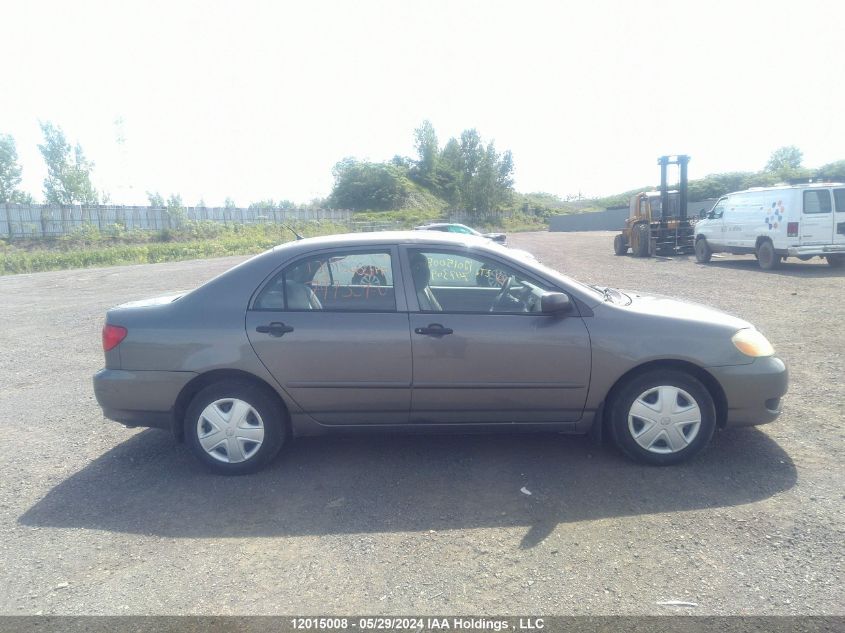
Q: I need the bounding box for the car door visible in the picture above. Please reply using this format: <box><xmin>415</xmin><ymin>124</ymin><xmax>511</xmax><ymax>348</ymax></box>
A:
<box><xmin>401</xmin><ymin>246</ymin><xmax>591</xmax><ymax>425</ymax></box>
<box><xmin>833</xmin><ymin>188</ymin><xmax>845</xmax><ymax>246</ymax></box>
<box><xmin>246</xmin><ymin>246</ymin><xmax>412</xmax><ymax>425</ymax></box>
<box><xmin>801</xmin><ymin>188</ymin><xmax>834</xmax><ymax>245</ymax></box>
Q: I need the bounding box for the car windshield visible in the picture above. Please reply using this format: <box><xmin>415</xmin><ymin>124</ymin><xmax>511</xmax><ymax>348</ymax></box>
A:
<box><xmin>458</xmin><ymin>225</ymin><xmax>481</xmax><ymax>236</ymax></box>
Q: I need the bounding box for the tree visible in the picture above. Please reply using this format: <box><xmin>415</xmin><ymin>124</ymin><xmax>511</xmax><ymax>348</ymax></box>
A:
<box><xmin>165</xmin><ymin>193</ymin><xmax>186</xmax><ymax>227</ymax></box>
<box><xmin>38</xmin><ymin>121</ymin><xmax>98</xmax><ymax>205</ymax></box>
<box><xmin>224</xmin><ymin>197</ymin><xmax>237</xmax><ymax>209</ymax></box>
<box><xmin>436</xmin><ymin>129</ymin><xmax>515</xmax><ymax>217</ymax></box>
<box><xmin>437</xmin><ymin>137</ymin><xmax>463</xmax><ymax>205</ymax></box>
<box><xmin>0</xmin><ymin>133</ymin><xmax>32</xmax><ymax>203</ymax></box>
<box><xmin>412</xmin><ymin>120</ymin><xmax>439</xmax><ymax>185</ymax></box>
<box><xmin>147</xmin><ymin>191</ymin><xmax>165</xmax><ymax>207</ymax></box>
<box><xmin>328</xmin><ymin>158</ymin><xmax>411</xmax><ymax>211</ymax></box>
<box><xmin>765</xmin><ymin>145</ymin><xmax>803</xmax><ymax>172</ymax></box>
<box><xmin>166</xmin><ymin>193</ymin><xmax>183</xmax><ymax>209</ymax></box>
<box><xmin>817</xmin><ymin>160</ymin><xmax>845</xmax><ymax>182</ymax></box>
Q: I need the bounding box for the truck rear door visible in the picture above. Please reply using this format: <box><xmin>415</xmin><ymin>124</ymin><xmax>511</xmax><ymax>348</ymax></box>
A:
<box><xmin>834</xmin><ymin>188</ymin><xmax>845</xmax><ymax>246</ymax></box>
<box><xmin>801</xmin><ymin>189</ymin><xmax>834</xmax><ymax>245</ymax></box>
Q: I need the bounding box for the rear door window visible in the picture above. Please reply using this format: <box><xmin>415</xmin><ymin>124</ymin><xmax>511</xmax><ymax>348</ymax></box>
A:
<box><xmin>254</xmin><ymin>250</ymin><xmax>396</xmax><ymax>312</ymax></box>
<box><xmin>803</xmin><ymin>190</ymin><xmax>832</xmax><ymax>214</ymax></box>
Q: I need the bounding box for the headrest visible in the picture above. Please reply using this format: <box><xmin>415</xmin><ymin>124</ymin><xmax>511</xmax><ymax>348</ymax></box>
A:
<box><xmin>409</xmin><ymin>253</ymin><xmax>431</xmax><ymax>286</ymax></box>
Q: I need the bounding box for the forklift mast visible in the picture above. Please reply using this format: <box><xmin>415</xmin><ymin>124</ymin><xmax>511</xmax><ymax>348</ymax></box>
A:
<box><xmin>658</xmin><ymin>155</ymin><xmax>690</xmax><ymax>221</ymax></box>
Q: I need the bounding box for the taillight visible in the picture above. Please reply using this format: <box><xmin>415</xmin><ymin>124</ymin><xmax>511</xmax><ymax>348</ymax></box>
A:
<box><xmin>102</xmin><ymin>324</ymin><xmax>127</xmax><ymax>351</ymax></box>
<box><xmin>787</xmin><ymin>222</ymin><xmax>799</xmax><ymax>237</ymax></box>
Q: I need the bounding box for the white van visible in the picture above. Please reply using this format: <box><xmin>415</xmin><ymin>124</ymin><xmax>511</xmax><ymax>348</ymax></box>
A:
<box><xmin>694</xmin><ymin>183</ymin><xmax>845</xmax><ymax>269</ymax></box>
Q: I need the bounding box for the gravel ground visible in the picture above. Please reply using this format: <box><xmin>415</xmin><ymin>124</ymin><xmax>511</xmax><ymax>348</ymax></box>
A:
<box><xmin>0</xmin><ymin>231</ymin><xmax>842</xmax><ymax>616</ymax></box>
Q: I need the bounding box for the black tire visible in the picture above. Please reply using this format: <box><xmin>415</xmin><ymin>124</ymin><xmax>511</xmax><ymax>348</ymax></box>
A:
<box><xmin>826</xmin><ymin>254</ymin><xmax>845</xmax><ymax>268</ymax></box>
<box><xmin>613</xmin><ymin>233</ymin><xmax>628</xmax><ymax>256</ymax></box>
<box><xmin>756</xmin><ymin>239</ymin><xmax>780</xmax><ymax>270</ymax></box>
<box><xmin>184</xmin><ymin>381</ymin><xmax>286</xmax><ymax>475</ymax></box>
<box><xmin>609</xmin><ymin>369</ymin><xmax>716</xmax><ymax>466</ymax></box>
<box><xmin>694</xmin><ymin>238</ymin><xmax>712</xmax><ymax>263</ymax></box>
<box><xmin>633</xmin><ymin>224</ymin><xmax>651</xmax><ymax>257</ymax></box>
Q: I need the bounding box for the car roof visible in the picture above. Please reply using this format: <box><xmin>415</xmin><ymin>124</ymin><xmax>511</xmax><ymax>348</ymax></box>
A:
<box><xmin>415</xmin><ymin>222</ymin><xmax>466</xmax><ymax>229</ymax></box>
<box><xmin>728</xmin><ymin>182</ymin><xmax>845</xmax><ymax>195</ymax></box>
<box><xmin>273</xmin><ymin>230</ymin><xmax>494</xmax><ymax>253</ymax></box>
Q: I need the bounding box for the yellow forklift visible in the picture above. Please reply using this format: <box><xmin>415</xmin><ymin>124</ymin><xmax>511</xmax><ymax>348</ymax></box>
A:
<box><xmin>613</xmin><ymin>155</ymin><xmax>695</xmax><ymax>257</ymax></box>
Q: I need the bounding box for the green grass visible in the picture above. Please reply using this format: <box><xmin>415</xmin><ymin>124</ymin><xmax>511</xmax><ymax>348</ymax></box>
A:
<box><xmin>0</xmin><ymin>221</ymin><xmax>347</xmax><ymax>275</ymax></box>
<box><xmin>0</xmin><ymin>212</ymin><xmax>549</xmax><ymax>276</ymax></box>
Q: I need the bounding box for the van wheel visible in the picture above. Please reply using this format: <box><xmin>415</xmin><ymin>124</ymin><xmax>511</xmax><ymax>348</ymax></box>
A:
<box><xmin>613</xmin><ymin>234</ymin><xmax>628</xmax><ymax>255</ymax></box>
<box><xmin>185</xmin><ymin>381</ymin><xmax>285</xmax><ymax>475</ymax></box>
<box><xmin>609</xmin><ymin>370</ymin><xmax>716</xmax><ymax>466</ymax></box>
<box><xmin>694</xmin><ymin>238</ymin><xmax>712</xmax><ymax>263</ymax></box>
<box><xmin>756</xmin><ymin>240</ymin><xmax>780</xmax><ymax>270</ymax></box>
<box><xmin>827</xmin><ymin>255</ymin><xmax>845</xmax><ymax>268</ymax></box>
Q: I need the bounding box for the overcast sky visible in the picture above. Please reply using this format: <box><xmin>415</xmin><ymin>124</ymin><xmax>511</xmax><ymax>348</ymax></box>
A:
<box><xmin>3</xmin><ymin>0</ymin><xmax>844</xmax><ymax>206</ymax></box>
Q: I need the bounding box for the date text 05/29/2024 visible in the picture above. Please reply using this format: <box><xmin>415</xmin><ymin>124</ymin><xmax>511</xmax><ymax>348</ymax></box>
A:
<box><xmin>289</xmin><ymin>617</ymin><xmax>545</xmax><ymax>631</ymax></box>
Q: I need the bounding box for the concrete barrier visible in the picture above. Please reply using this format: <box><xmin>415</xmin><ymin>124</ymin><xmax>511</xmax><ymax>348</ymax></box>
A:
<box><xmin>549</xmin><ymin>199</ymin><xmax>718</xmax><ymax>232</ymax></box>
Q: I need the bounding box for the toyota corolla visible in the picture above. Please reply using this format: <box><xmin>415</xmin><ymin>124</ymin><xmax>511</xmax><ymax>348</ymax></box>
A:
<box><xmin>94</xmin><ymin>231</ymin><xmax>788</xmax><ymax>474</ymax></box>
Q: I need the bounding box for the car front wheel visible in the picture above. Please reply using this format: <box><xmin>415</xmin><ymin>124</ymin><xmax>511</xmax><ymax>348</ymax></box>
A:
<box><xmin>185</xmin><ymin>381</ymin><xmax>285</xmax><ymax>474</ymax></box>
<box><xmin>694</xmin><ymin>238</ymin><xmax>712</xmax><ymax>263</ymax></box>
<box><xmin>609</xmin><ymin>370</ymin><xmax>716</xmax><ymax>465</ymax></box>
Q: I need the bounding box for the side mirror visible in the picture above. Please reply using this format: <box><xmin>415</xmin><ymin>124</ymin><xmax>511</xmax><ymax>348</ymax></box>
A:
<box><xmin>541</xmin><ymin>292</ymin><xmax>573</xmax><ymax>316</ymax></box>
<box><xmin>698</xmin><ymin>209</ymin><xmax>707</xmax><ymax>219</ymax></box>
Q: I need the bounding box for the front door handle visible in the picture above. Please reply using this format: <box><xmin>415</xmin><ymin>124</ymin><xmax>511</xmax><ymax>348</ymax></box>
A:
<box><xmin>256</xmin><ymin>322</ymin><xmax>295</xmax><ymax>337</ymax></box>
<box><xmin>414</xmin><ymin>323</ymin><xmax>453</xmax><ymax>336</ymax></box>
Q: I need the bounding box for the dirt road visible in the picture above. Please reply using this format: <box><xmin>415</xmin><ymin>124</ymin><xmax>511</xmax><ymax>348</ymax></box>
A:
<box><xmin>0</xmin><ymin>231</ymin><xmax>842</xmax><ymax>615</ymax></box>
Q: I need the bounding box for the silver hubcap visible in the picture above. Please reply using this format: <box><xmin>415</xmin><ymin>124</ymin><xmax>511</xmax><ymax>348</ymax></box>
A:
<box><xmin>196</xmin><ymin>398</ymin><xmax>265</xmax><ymax>463</ymax></box>
<box><xmin>628</xmin><ymin>386</ymin><xmax>701</xmax><ymax>454</ymax></box>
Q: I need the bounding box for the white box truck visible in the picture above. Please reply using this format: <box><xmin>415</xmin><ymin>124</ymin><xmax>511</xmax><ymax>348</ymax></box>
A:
<box><xmin>694</xmin><ymin>183</ymin><xmax>845</xmax><ymax>269</ymax></box>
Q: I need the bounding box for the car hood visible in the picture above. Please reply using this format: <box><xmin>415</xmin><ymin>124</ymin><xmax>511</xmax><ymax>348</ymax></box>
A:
<box><xmin>621</xmin><ymin>290</ymin><xmax>752</xmax><ymax>331</ymax></box>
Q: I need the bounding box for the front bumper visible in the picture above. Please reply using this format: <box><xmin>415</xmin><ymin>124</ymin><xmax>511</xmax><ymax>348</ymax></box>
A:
<box><xmin>93</xmin><ymin>368</ymin><xmax>197</xmax><ymax>430</ymax></box>
<box><xmin>708</xmin><ymin>356</ymin><xmax>788</xmax><ymax>427</ymax></box>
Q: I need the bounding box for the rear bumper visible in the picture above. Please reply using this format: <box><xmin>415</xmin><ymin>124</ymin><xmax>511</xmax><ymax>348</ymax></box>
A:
<box><xmin>93</xmin><ymin>368</ymin><xmax>196</xmax><ymax>430</ymax></box>
<box><xmin>708</xmin><ymin>356</ymin><xmax>788</xmax><ymax>427</ymax></box>
<box><xmin>786</xmin><ymin>244</ymin><xmax>845</xmax><ymax>257</ymax></box>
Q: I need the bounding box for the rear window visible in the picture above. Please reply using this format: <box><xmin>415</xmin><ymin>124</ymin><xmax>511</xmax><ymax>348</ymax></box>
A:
<box><xmin>803</xmin><ymin>190</ymin><xmax>832</xmax><ymax>214</ymax></box>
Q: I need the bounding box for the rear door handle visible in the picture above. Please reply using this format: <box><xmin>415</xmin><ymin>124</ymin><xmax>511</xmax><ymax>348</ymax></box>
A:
<box><xmin>414</xmin><ymin>323</ymin><xmax>453</xmax><ymax>336</ymax></box>
<box><xmin>256</xmin><ymin>322</ymin><xmax>295</xmax><ymax>337</ymax></box>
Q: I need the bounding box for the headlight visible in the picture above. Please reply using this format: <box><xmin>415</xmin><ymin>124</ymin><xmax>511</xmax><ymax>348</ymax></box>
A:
<box><xmin>732</xmin><ymin>329</ymin><xmax>774</xmax><ymax>357</ymax></box>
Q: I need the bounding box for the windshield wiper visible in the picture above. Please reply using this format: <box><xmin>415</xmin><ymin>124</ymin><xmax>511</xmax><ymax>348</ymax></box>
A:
<box><xmin>589</xmin><ymin>284</ymin><xmax>614</xmax><ymax>302</ymax></box>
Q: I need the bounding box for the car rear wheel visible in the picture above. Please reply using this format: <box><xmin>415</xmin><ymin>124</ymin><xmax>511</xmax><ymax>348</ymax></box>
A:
<box><xmin>185</xmin><ymin>381</ymin><xmax>285</xmax><ymax>474</ymax></box>
<box><xmin>694</xmin><ymin>238</ymin><xmax>712</xmax><ymax>263</ymax></box>
<box><xmin>609</xmin><ymin>369</ymin><xmax>716</xmax><ymax>465</ymax></box>
<box><xmin>826</xmin><ymin>254</ymin><xmax>845</xmax><ymax>268</ymax></box>
<box><xmin>756</xmin><ymin>240</ymin><xmax>780</xmax><ymax>270</ymax></box>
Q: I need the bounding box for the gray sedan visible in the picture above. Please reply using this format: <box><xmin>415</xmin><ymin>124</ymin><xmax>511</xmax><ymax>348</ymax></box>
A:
<box><xmin>94</xmin><ymin>231</ymin><xmax>788</xmax><ymax>474</ymax></box>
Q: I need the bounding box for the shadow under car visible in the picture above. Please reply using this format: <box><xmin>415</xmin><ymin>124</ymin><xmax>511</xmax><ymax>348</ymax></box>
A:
<box><xmin>19</xmin><ymin>427</ymin><xmax>796</xmax><ymax>548</ymax></box>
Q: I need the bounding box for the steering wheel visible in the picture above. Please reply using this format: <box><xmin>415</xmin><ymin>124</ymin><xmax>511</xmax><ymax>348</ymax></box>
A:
<box><xmin>490</xmin><ymin>275</ymin><xmax>514</xmax><ymax>312</ymax></box>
